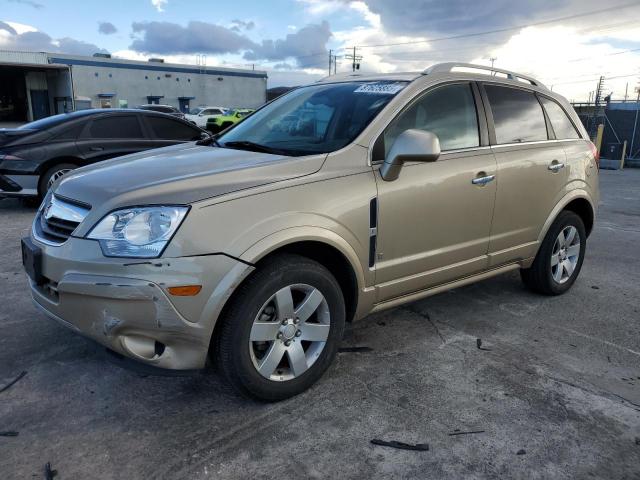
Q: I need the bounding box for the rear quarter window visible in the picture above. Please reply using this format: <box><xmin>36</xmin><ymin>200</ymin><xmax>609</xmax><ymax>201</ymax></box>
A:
<box><xmin>53</xmin><ymin>122</ymin><xmax>85</xmax><ymax>140</ymax></box>
<box><xmin>485</xmin><ymin>85</ymin><xmax>548</xmax><ymax>144</ymax></box>
<box><xmin>539</xmin><ymin>97</ymin><xmax>580</xmax><ymax>140</ymax></box>
<box><xmin>146</xmin><ymin>116</ymin><xmax>202</xmax><ymax>140</ymax></box>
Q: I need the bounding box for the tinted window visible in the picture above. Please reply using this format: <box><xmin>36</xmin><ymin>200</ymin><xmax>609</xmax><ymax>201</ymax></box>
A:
<box><xmin>539</xmin><ymin>97</ymin><xmax>580</xmax><ymax>140</ymax></box>
<box><xmin>485</xmin><ymin>85</ymin><xmax>548</xmax><ymax>144</ymax></box>
<box><xmin>384</xmin><ymin>83</ymin><xmax>479</xmax><ymax>154</ymax></box>
<box><xmin>147</xmin><ymin>116</ymin><xmax>201</xmax><ymax>140</ymax></box>
<box><xmin>88</xmin><ymin>116</ymin><xmax>143</xmax><ymax>139</ymax></box>
<box><xmin>54</xmin><ymin>122</ymin><xmax>84</xmax><ymax>140</ymax></box>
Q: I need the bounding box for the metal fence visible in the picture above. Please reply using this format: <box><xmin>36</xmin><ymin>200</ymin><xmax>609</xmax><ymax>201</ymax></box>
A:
<box><xmin>574</xmin><ymin>102</ymin><xmax>640</xmax><ymax>160</ymax></box>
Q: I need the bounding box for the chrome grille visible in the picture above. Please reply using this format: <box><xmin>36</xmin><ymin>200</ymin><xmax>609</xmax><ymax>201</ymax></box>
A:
<box><xmin>34</xmin><ymin>195</ymin><xmax>90</xmax><ymax>245</ymax></box>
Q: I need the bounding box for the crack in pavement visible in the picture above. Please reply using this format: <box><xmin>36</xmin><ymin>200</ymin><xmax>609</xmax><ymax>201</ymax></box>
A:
<box><xmin>401</xmin><ymin>306</ymin><xmax>446</xmax><ymax>345</ymax></box>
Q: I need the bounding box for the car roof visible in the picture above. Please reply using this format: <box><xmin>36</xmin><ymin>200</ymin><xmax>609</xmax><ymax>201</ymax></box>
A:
<box><xmin>315</xmin><ymin>72</ymin><xmax>422</xmax><ymax>85</ymax></box>
<box><xmin>314</xmin><ymin>63</ymin><xmax>550</xmax><ymax>92</ymax></box>
<box><xmin>138</xmin><ymin>104</ymin><xmax>176</xmax><ymax>109</ymax></box>
<box><xmin>21</xmin><ymin>108</ymin><xmax>205</xmax><ymax>132</ymax></box>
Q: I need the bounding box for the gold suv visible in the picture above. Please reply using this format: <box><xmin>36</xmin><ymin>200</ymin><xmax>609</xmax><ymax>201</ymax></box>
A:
<box><xmin>22</xmin><ymin>63</ymin><xmax>599</xmax><ymax>401</ymax></box>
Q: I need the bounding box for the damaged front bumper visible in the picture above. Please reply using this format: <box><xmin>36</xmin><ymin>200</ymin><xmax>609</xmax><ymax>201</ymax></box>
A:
<box><xmin>27</xmin><ymin>234</ymin><xmax>253</xmax><ymax>370</ymax></box>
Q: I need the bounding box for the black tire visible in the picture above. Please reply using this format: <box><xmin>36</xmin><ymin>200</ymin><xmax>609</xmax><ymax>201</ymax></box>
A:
<box><xmin>520</xmin><ymin>211</ymin><xmax>586</xmax><ymax>295</ymax></box>
<box><xmin>38</xmin><ymin>163</ymin><xmax>77</xmax><ymax>199</ymax></box>
<box><xmin>214</xmin><ymin>253</ymin><xmax>345</xmax><ymax>402</ymax></box>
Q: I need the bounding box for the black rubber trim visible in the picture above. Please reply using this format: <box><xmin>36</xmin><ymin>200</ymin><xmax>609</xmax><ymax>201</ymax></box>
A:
<box><xmin>369</xmin><ymin>197</ymin><xmax>378</xmax><ymax>268</ymax></box>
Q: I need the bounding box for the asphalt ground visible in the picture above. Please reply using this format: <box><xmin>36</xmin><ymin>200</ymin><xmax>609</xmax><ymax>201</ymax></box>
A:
<box><xmin>0</xmin><ymin>169</ymin><xmax>639</xmax><ymax>479</ymax></box>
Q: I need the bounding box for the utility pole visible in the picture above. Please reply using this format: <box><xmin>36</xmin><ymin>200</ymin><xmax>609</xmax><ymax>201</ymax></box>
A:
<box><xmin>490</xmin><ymin>57</ymin><xmax>497</xmax><ymax>70</ymax></box>
<box><xmin>345</xmin><ymin>46</ymin><xmax>362</xmax><ymax>72</ymax></box>
<box><xmin>328</xmin><ymin>49</ymin><xmax>332</xmax><ymax>76</ymax></box>
<box><xmin>630</xmin><ymin>85</ymin><xmax>640</xmax><ymax>158</ymax></box>
<box><xmin>589</xmin><ymin>76</ymin><xmax>606</xmax><ymax>140</ymax></box>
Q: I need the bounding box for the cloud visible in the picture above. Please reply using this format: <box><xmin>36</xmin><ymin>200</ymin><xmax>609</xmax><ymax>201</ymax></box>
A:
<box><xmin>273</xmin><ymin>62</ymin><xmax>294</xmax><ymax>70</ymax></box>
<box><xmin>151</xmin><ymin>0</ymin><xmax>167</xmax><ymax>12</ymax></box>
<box><xmin>0</xmin><ymin>21</ymin><xmax>17</xmax><ymax>35</ymax></box>
<box><xmin>7</xmin><ymin>0</ymin><xmax>43</xmax><ymax>9</ymax></box>
<box><xmin>296</xmin><ymin>0</ymin><xmax>345</xmax><ymax>16</ymax></box>
<box><xmin>129</xmin><ymin>20</ymin><xmax>332</xmax><ymax>69</ymax></box>
<box><xmin>130</xmin><ymin>21</ymin><xmax>256</xmax><ymax>55</ymax></box>
<box><xmin>244</xmin><ymin>21</ymin><xmax>332</xmax><ymax>68</ymax></box>
<box><xmin>98</xmin><ymin>21</ymin><xmax>117</xmax><ymax>35</ymax></box>
<box><xmin>0</xmin><ymin>26</ymin><xmax>108</xmax><ymax>55</ymax></box>
<box><xmin>230</xmin><ymin>19</ymin><xmax>255</xmax><ymax>33</ymax></box>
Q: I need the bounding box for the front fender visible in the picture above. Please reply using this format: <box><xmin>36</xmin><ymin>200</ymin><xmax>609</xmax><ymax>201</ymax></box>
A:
<box><xmin>240</xmin><ymin>225</ymin><xmax>368</xmax><ymax>291</ymax></box>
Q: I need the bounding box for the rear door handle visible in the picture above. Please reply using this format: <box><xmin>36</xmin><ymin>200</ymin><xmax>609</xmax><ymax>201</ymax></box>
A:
<box><xmin>90</xmin><ymin>146</ymin><xmax>104</xmax><ymax>152</ymax></box>
<box><xmin>472</xmin><ymin>174</ymin><xmax>495</xmax><ymax>185</ymax></box>
<box><xmin>548</xmin><ymin>161</ymin><xmax>565</xmax><ymax>171</ymax></box>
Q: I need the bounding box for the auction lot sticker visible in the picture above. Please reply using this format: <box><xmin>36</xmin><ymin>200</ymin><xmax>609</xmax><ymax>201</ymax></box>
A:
<box><xmin>354</xmin><ymin>82</ymin><xmax>406</xmax><ymax>95</ymax></box>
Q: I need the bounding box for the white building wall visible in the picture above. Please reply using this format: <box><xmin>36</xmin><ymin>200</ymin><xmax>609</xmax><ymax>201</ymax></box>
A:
<box><xmin>47</xmin><ymin>55</ymin><xmax>267</xmax><ymax>111</ymax></box>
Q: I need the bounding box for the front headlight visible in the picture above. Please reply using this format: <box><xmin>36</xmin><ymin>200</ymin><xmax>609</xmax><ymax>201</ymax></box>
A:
<box><xmin>87</xmin><ymin>206</ymin><xmax>189</xmax><ymax>258</ymax></box>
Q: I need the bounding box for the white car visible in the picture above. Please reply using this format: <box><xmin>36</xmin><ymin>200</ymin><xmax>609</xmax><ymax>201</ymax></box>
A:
<box><xmin>184</xmin><ymin>106</ymin><xmax>227</xmax><ymax>127</ymax></box>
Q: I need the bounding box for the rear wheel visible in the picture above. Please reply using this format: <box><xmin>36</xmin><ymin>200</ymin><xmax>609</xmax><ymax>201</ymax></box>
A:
<box><xmin>520</xmin><ymin>211</ymin><xmax>586</xmax><ymax>295</ymax></box>
<box><xmin>214</xmin><ymin>254</ymin><xmax>345</xmax><ymax>401</ymax></box>
<box><xmin>38</xmin><ymin>163</ymin><xmax>76</xmax><ymax>199</ymax></box>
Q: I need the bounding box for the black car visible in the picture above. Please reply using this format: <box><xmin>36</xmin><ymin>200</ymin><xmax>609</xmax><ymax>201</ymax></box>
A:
<box><xmin>0</xmin><ymin>109</ymin><xmax>208</xmax><ymax>199</ymax></box>
<box><xmin>137</xmin><ymin>104</ymin><xmax>186</xmax><ymax>120</ymax></box>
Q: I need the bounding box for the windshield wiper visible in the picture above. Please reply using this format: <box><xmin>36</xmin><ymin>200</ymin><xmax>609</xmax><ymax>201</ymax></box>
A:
<box><xmin>222</xmin><ymin>141</ymin><xmax>287</xmax><ymax>155</ymax></box>
<box><xmin>196</xmin><ymin>134</ymin><xmax>222</xmax><ymax>147</ymax></box>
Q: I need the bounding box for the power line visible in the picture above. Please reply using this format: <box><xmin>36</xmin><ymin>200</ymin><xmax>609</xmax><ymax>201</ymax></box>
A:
<box><xmin>551</xmin><ymin>72</ymin><xmax>639</xmax><ymax>86</ymax></box>
<box><xmin>355</xmin><ymin>1</ymin><xmax>640</xmax><ymax>49</ymax></box>
<box><xmin>361</xmin><ymin>18</ymin><xmax>640</xmax><ymax>58</ymax></box>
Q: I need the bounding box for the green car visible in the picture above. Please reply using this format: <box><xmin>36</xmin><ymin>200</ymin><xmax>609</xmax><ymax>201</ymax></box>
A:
<box><xmin>206</xmin><ymin>108</ymin><xmax>255</xmax><ymax>133</ymax></box>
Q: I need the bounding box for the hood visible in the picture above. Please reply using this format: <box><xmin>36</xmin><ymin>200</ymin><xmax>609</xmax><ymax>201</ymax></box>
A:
<box><xmin>55</xmin><ymin>143</ymin><xmax>325</xmax><ymax>208</ymax></box>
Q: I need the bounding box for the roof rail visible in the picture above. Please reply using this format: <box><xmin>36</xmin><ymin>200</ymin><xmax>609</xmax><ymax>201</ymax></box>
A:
<box><xmin>423</xmin><ymin>62</ymin><xmax>546</xmax><ymax>88</ymax></box>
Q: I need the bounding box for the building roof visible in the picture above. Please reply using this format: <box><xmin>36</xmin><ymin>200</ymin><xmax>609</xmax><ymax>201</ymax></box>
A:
<box><xmin>48</xmin><ymin>53</ymin><xmax>268</xmax><ymax>79</ymax></box>
<box><xmin>0</xmin><ymin>49</ymin><xmax>267</xmax><ymax>79</ymax></box>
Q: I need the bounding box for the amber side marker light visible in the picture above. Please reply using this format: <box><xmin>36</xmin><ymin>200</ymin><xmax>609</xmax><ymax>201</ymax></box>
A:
<box><xmin>167</xmin><ymin>285</ymin><xmax>202</xmax><ymax>296</ymax></box>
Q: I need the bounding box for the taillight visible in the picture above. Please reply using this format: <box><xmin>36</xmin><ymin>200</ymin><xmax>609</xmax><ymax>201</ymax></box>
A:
<box><xmin>589</xmin><ymin>141</ymin><xmax>599</xmax><ymax>169</ymax></box>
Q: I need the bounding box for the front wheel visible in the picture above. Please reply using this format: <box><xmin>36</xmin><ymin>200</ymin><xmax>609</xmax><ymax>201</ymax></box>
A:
<box><xmin>521</xmin><ymin>211</ymin><xmax>586</xmax><ymax>295</ymax></box>
<box><xmin>214</xmin><ymin>254</ymin><xmax>345</xmax><ymax>401</ymax></box>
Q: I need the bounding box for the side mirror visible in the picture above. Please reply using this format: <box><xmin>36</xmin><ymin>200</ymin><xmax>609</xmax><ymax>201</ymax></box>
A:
<box><xmin>380</xmin><ymin>129</ymin><xmax>441</xmax><ymax>181</ymax></box>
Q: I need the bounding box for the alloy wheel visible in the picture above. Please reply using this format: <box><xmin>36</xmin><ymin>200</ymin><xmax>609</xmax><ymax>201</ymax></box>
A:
<box><xmin>551</xmin><ymin>225</ymin><xmax>580</xmax><ymax>284</ymax></box>
<box><xmin>47</xmin><ymin>168</ymin><xmax>73</xmax><ymax>189</ymax></box>
<box><xmin>249</xmin><ymin>283</ymin><xmax>330</xmax><ymax>382</ymax></box>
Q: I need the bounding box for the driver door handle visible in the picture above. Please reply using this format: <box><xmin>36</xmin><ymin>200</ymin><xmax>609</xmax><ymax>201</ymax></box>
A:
<box><xmin>472</xmin><ymin>174</ymin><xmax>495</xmax><ymax>185</ymax></box>
<box><xmin>90</xmin><ymin>146</ymin><xmax>104</xmax><ymax>151</ymax></box>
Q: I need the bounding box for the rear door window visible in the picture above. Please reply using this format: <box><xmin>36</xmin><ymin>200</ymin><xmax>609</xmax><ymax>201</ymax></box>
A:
<box><xmin>88</xmin><ymin>115</ymin><xmax>144</xmax><ymax>139</ymax></box>
<box><xmin>146</xmin><ymin>116</ymin><xmax>202</xmax><ymax>140</ymax></box>
<box><xmin>539</xmin><ymin>97</ymin><xmax>580</xmax><ymax>139</ymax></box>
<box><xmin>484</xmin><ymin>85</ymin><xmax>548</xmax><ymax>144</ymax></box>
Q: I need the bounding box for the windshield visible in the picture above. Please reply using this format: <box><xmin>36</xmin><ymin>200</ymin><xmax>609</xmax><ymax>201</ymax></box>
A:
<box><xmin>189</xmin><ymin>107</ymin><xmax>204</xmax><ymax>115</ymax></box>
<box><xmin>218</xmin><ymin>80</ymin><xmax>407</xmax><ymax>156</ymax></box>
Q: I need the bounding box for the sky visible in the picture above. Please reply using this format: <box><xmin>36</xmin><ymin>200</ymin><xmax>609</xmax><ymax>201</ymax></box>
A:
<box><xmin>2</xmin><ymin>0</ymin><xmax>640</xmax><ymax>101</ymax></box>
